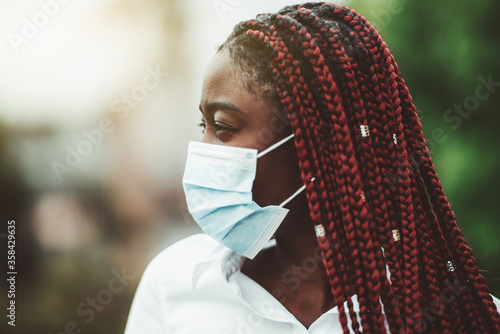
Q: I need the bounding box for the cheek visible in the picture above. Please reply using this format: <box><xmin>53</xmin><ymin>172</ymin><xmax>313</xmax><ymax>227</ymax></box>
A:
<box><xmin>252</xmin><ymin>144</ymin><xmax>303</xmax><ymax>207</ymax></box>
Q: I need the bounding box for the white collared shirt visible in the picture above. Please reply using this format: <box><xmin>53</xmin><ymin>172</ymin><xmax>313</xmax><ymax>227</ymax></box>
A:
<box><xmin>124</xmin><ymin>233</ymin><xmax>500</xmax><ymax>334</ymax></box>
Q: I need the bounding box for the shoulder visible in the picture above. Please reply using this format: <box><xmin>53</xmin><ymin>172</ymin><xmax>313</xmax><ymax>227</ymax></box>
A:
<box><xmin>125</xmin><ymin>234</ymin><xmax>220</xmax><ymax>334</ymax></box>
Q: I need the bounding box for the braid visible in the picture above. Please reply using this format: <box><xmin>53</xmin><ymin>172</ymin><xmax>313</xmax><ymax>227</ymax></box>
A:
<box><xmin>269</xmin><ymin>13</ymin><xmax>386</xmax><ymax>332</ymax></box>
<box><xmin>220</xmin><ymin>2</ymin><xmax>500</xmax><ymax>333</ymax></box>
<box><xmin>248</xmin><ymin>19</ymin><xmax>360</xmax><ymax>331</ymax></box>
<box><xmin>301</xmin><ymin>12</ymin><xmax>406</xmax><ymax>333</ymax></box>
<box><xmin>326</xmin><ymin>7</ymin><xmax>423</xmax><ymax>330</ymax></box>
<box><xmin>293</xmin><ymin>8</ymin><xmax>403</xmax><ymax>333</ymax></box>
<box><xmin>398</xmin><ymin>72</ymin><xmax>500</xmax><ymax>332</ymax></box>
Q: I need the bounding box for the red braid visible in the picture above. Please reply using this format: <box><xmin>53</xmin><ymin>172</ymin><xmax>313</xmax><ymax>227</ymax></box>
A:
<box><xmin>297</xmin><ymin>11</ymin><xmax>406</xmax><ymax>333</ymax></box>
<box><xmin>247</xmin><ymin>22</ymin><xmax>358</xmax><ymax>331</ymax></box>
<box><xmin>269</xmin><ymin>13</ymin><xmax>389</xmax><ymax>332</ymax></box>
<box><xmin>219</xmin><ymin>2</ymin><xmax>500</xmax><ymax>333</ymax></box>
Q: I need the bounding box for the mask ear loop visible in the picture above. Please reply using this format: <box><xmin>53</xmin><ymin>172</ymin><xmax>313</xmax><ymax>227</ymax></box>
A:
<box><xmin>257</xmin><ymin>134</ymin><xmax>294</xmax><ymax>158</ymax></box>
<box><xmin>279</xmin><ymin>177</ymin><xmax>316</xmax><ymax>208</ymax></box>
<box><xmin>256</xmin><ymin>133</ymin><xmax>315</xmax><ymax>207</ymax></box>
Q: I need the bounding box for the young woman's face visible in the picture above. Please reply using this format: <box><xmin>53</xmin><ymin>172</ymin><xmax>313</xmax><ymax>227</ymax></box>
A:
<box><xmin>199</xmin><ymin>50</ymin><xmax>304</xmax><ymax>208</ymax></box>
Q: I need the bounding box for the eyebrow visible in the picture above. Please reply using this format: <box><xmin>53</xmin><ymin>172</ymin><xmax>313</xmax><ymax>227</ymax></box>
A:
<box><xmin>199</xmin><ymin>101</ymin><xmax>245</xmax><ymax>115</ymax></box>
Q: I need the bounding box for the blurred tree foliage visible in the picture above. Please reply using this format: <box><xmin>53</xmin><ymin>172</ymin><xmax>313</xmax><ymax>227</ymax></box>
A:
<box><xmin>350</xmin><ymin>0</ymin><xmax>500</xmax><ymax>296</ymax></box>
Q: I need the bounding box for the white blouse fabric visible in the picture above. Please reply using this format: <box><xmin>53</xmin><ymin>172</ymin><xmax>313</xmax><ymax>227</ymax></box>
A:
<box><xmin>124</xmin><ymin>233</ymin><xmax>500</xmax><ymax>334</ymax></box>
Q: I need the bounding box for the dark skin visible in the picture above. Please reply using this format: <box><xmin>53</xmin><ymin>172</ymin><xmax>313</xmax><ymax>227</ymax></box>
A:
<box><xmin>199</xmin><ymin>50</ymin><xmax>337</xmax><ymax>329</ymax></box>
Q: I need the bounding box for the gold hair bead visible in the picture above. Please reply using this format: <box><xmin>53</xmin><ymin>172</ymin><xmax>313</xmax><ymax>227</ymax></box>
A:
<box><xmin>446</xmin><ymin>260</ymin><xmax>455</xmax><ymax>272</ymax></box>
<box><xmin>360</xmin><ymin>191</ymin><xmax>366</xmax><ymax>202</ymax></box>
<box><xmin>392</xmin><ymin>229</ymin><xmax>401</xmax><ymax>242</ymax></box>
<box><xmin>360</xmin><ymin>125</ymin><xmax>370</xmax><ymax>137</ymax></box>
<box><xmin>315</xmin><ymin>224</ymin><xmax>326</xmax><ymax>238</ymax></box>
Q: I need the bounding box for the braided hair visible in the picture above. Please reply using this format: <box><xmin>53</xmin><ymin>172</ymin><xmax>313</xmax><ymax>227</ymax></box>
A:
<box><xmin>218</xmin><ymin>2</ymin><xmax>500</xmax><ymax>333</ymax></box>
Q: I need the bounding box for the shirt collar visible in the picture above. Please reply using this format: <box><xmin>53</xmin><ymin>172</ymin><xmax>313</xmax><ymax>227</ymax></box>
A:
<box><xmin>191</xmin><ymin>237</ymin><xmax>361</xmax><ymax>315</ymax></box>
<box><xmin>191</xmin><ymin>240</ymin><xmax>231</xmax><ymax>289</ymax></box>
<box><xmin>192</xmin><ymin>237</ymin><xmax>277</xmax><ymax>288</ymax></box>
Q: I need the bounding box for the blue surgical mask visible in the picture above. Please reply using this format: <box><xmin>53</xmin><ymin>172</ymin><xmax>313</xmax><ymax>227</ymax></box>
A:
<box><xmin>182</xmin><ymin>134</ymin><xmax>308</xmax><ymax>259</ymax></box>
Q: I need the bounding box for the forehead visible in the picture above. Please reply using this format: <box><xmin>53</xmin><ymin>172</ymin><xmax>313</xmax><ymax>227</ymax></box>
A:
<box><xmin>200</xmin><ymin>50</ymin><xmax>273</xmax><ymax>118</ymax></box>
<box><xmin>201</xmin><ymin>50</ymin><xmax>247</xmax><ymax>101</ymax></box>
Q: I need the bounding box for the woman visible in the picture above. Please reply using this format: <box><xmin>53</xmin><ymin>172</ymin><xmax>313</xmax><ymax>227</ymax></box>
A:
<box><xmin>125</xmin><ymin>2</ymin><xmax>500</xmax><ymax>333</ymax></box>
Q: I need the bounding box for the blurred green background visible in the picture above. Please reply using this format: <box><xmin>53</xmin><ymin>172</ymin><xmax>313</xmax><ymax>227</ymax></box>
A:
<box><xmin>0</xmin><ymin>0</ymin><xmax>498</xmax><ymax>333</ymax></box>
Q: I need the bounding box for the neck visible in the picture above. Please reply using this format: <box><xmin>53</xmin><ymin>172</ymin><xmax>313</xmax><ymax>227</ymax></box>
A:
<box><xmin>241</xmin><ymin>194</ymin><xmax>336</xmax><ymax>312</ymax></box>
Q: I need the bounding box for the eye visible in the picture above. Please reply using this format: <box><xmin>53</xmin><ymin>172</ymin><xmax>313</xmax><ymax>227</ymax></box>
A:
<box><xmin>198</xmin><ymin>121</ymin><xmax>206</xmax><ymax>134</ymax></box>
<box><xmin>213</xmin><ymin>121</ymin><xmax>236</xmax><ymax>142</ymax></box>
<box><xmin>214</xmin><ymin>121</ymin><xmax>232</xmax><ymax>133</ymax></box>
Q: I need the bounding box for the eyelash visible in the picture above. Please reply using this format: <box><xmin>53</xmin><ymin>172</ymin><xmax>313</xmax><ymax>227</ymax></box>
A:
<box><xmin>214</xmin><ymin>122</ymin><xmax>232</xmax><ymax>133</ymax></box>
<box><xmin>198</xmin><ymin>122</ymin><xmax>206</xmax><ymax>134</ymax></box>
<box><xmin>198</xmin><ymin>121</ymin><xmax>233</xmax><ymax>137</ymax></box>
